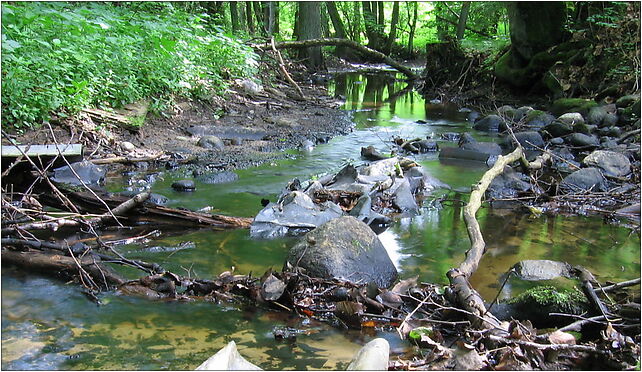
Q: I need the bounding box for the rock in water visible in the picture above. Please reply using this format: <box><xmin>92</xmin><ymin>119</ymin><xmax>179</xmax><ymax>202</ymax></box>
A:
<box><xmin>512</xmin><ymin>260</ymin><xmax>574</xmax><ymax>281</ymax></box>
<box><xmin>51</xmin><ymin>161</ymin><xmax>105</xmax><ymax>187</ymax></box>
<box><xmin>559</xmin><ymin>167</ymin><xmax>608</xmax><ymax>193</ymax></box>
<box><xmin>285</xmin><ymin>216</ymin><xmax>398</xmax><ymax>288</ymax></box>
<box><xmin>195</xmin><ymin>341</ymin><xmax>262</xmax><ymax>370</ymax></box>
<box><xmin>172</xmin><ymin>180</ymin><xmax>196</xmax><ymax>191</ymax></box>
<box><xmin>347</xmin><ymin>338</ymin><xmax>390</xmax><ymax>371</ymax></box>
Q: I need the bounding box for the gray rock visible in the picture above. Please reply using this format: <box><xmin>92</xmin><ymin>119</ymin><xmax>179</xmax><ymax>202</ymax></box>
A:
<box><xmin>467</xmin><ymin>111</ymin><xmax>480</xmax><ymax>122</ymax></box>
<box><xmin>513</xmin><ymin>260</ymin><xmax>574</xmax><ymax>281</ymax></box>
<box><xmin>198</xmin><ymin>135</ymin><xmax>225</xmax><ymax>150</ymax></box>
<box><xmin>549</xmin><ymin>137</ymin><xmax>564</xmax><ymax>145</ymax></box>
<box><xmin>567</xmin><ymin>133</ymin><xmax>599</xmax><ymax>147</ymax></box>
<box><xmin>239</xmin><ymin>79</ymin><xmax>263</xmax><ymax>96</ymax></box>
<box><xmin>301</xmin><ymin>139</ymin><xmax>315</xmax><ymax>152</ymax></box>
<box><xmin>600</xmin><ymin>137</ymin><xmax>620</xmax><ymax>149</ymax></box>
<box><xmin>497</xmin><ymin>105</ymin><xmax>517</xmax><ymax>120</ymax></box>
<box><xmin>196</xmin><ymin>171</ymin><xmax>239</xmax><ymax>184</ymax></box>
<box><xmin>473</xmin><ymin>114</ymin><xmax>505</xmax><ymax>132</ymax></box>
<box><xmin>503</xmin><ymin>131</ymin><xmax>545</xmax><ymax>150</ymax></box>
<box><xmin>284</xmin><ymin>216</ymin><xmax>398</xmax><ymax>288</ymax></box>
<box><xmin>557</xmin><ymin>112</ymin><xmax>585</xmax><ymax>126</ymax></box>
<box><xmin>440</xmin><ymin>132</ymin><xmax>461</xmax><ymax>142</ymax></box>
<box><xmin>347</xmin><ymin>338</ymin><xmax>390</xmax><ymax>371</ymax></box>
<box><xmin>524</xmin><ymin>110</ymin><xmax>555</xmax><ymax>128</ymax></box>
<box><xmin>51</xmin><ymin>161</ymin><xmax>105</xmax><ymax>187</ymax></box>
<box><xmin>361</xmin><ymin>146</ymin><xmax>388</xmax><ymax>161</ymax></box>
<box><xmin>582</xmin><ymin>150</ymin><xmax>631</xmax><ymax>178</ymax></box>
<box><xmin>251</xmin><ymin>191</ymin><xmax>343</xmax><ymax>239</ymax></box>
<box><xmin>601</xmin><ymin>113</ymin><xmax>619</xmax><ymax>128</ymax></box>
<box><xmin>230</xmin><ymin>137</ymin><xmax>243</xmax><ymax>146</ymax></box>
<box><xmin>607</xmin><ymin>126</ymin><xmax>623</xmax><ymax>137</ymax></box>
<box><xmin>172</xmin><ymin>180</ymin><xmax>196</xmax><ymax>191</ymax></box>
<box><xmin>196</xmin><ymin>341</ymin><xmax>262</xmax><ymax>370</ymax></box>
<box><xmin>515</xmin><ymin>106</ymin><xmax>534</xmax><ymax>121</ymax></box>
<box><xmin>459</xmin><ymin>133</ymin><xmax>502</xmax><ymax>155</ymax></box>
<box><xmin>414</xmin><ymin>139</ymin><xmax>439</xmax><ymax>152</ymax></box>
<box><xmin>544</xmin><ymin>121</ymin><xmax>573</xmax><ymax>137</ymax></box>
<box><xmin>560</xmin><ymin>167</ymin><xmax>608</xmax><ymax>193</ymax></box>
<box><xmin>391</xmin><ymin>178</ymin><xmax>418</xmax><ymax>212</ymax></box>
<box><xmin>587</xmin><ymin>106</ymin><xmax>607</xmax><ymax>126</ymax></box>
<box><xmin>120</xmin><ymin>141</ymin><xmax>136</xmax><ymax>153</ymax></box>
<box><xmin>487</xmin><ymin>166</ymin><xmax>532</xmax><ymax>199</ymax></box>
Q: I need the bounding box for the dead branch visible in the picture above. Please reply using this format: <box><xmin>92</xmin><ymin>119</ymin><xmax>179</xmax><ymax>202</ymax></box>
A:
<box><xmin>89</xmin><ymin>154</ymin><xmax>165</xmax><ymax>165</ymax></box>
<box><xmin>487</xmin><ymin>334</ymin><xmax>610</xmax><ymax>355</ymax></box>
<box><xmin>269</xmin><ymin>37</ymin><xmax>305</xmax><ymax>99</ymax></box>
<box><xmin>447</xmin><ymin>147</ymin><xmax>524</xmax><ymax>330</ymax></box>
<box><xmin>598</xmin><ymin>278</ymin><xmax>641</xmax><ymax>293</ymax></box>
<box><xmin>269</xmin><ymin>38</ymin><xmax>418</xmax><ymax>80</ymax></box>
<box><xmin>1</xmin><ymin>249</ymin><xmax>125</xmax><ymax>288</ymax></box>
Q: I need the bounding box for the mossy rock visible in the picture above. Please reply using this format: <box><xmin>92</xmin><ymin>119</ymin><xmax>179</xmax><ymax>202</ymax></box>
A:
<box><xmin>550</xmin><ymin>98</ymin><xmax>598</xmax><ymax>116</ymax></box>
<box><xmin>507</xmin><ymin>285</ymin><xmax>590</xmax><ymax>316</ymax></box>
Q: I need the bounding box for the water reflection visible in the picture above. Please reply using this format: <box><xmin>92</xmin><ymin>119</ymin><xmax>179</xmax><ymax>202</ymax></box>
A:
<box><xmin>3</xmin><ymin>71</ymin><xmax>640</xmax><ymax>370</ymax></box>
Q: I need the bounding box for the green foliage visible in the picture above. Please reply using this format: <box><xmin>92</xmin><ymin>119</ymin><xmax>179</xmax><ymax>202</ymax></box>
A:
<box><xmin>1</xmin><ymin>2</ymin><xmax>258</xmax><ymax>130</ymax></box>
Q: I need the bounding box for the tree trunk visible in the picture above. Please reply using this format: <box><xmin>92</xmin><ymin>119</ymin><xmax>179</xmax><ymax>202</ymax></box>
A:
<box><xmin>321</xmin><ymin>2</ymin><xmax>331</xmax><ymax>38</ymax></box>
<box><xmin>296</xmin><ymin>2</ymin><xmax>325</xmax><ymax>71</ymax></box>
<box><xmin>229</xmin><ymin>1</ymin><xmax>240</xmax><ymax>33</ymax></box>
<box><xmin>377</xmin><ymin>1</ymin><xmax>384</xmax><ymax>25</ymax></box>
<box><xmin>384</xmin><ymin>1</ymin><xmax>400</xmax><ymax>55</ymax></box>
<box><xmin>253</xmin><ymin>1</ymin><xmax>265</xmax><ymax>34</ymax></box>
<box><xmin>273</xmin><ymin>1</ymin><xmax>279</xmax><ymax>35</ymax></box>
<box><xmin>245</xmin><ymin>1</ymin><xmax>255</xmax><ymax>34</ymax></box>
<box><xmin>407</xmin><ymin>2</ymin><xmax>418</xmax><ymax>57</ymax></box>
<box><xmin>327</xmin><ymin>1</ymin><xmax>347</xmax><ymax>38</ymax></box>
<box><xmin>352</xmin><ymin>2</ymin><xmax>362</xmax><ymax>42</ymax></box>
<box><xmin>456</xmin><ymin>2</ymin><xmax>471</xmax><ymax>40</ymax></box>
<box><xmin>264</xmin><ymin>1</ymin><xmax>277</xmax><ymax>35</ymax></box>
<box><xmin>362</xmin><ymin>1</ymin><xmax>382</xmax><ymax>50</ymax></box>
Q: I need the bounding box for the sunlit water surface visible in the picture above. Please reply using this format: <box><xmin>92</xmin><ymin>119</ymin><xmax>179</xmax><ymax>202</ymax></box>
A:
<box><xmin>3</xmin><ymin>72</ymin><xmax>640</xmax><ymax>370</ymax></box>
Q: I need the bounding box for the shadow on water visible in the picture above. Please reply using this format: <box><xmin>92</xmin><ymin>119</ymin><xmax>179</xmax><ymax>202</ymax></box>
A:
<box><xmin>3</xmin><ymin>71</ymin><xmax>640</xmax><ymax>370</ymax></box>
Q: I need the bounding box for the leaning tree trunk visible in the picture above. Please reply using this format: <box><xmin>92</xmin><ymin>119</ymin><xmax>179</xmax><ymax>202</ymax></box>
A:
<box><xmin>296</xmin><ymin>2</ymin><xmax>325</xmax><ymax>71</ymax></box>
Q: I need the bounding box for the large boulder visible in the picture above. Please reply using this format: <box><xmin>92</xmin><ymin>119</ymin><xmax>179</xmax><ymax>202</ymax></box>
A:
<box><xmin>251</xmin><ymin>191</ymin><xmax>343</xmax><ymax>239</ymax></box>
<box><xmin>51</xmin><ymin>161</ymin><xmax>105</xmax><ymax>187</ymax></box>
<box><xmin>582</xmin><ymin>150</ymin><xmax>631</xmax><ymax>178</ymax></box>
<box><xmin>284</xmin><ymin>216</ymin><xmax>398</xmax><ymax>288</ymax></box>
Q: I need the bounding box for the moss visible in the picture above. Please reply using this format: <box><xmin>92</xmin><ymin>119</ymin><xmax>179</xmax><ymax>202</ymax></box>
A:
<box><xmin>494</xmin><ymin>50</ymin><xmax>535</xmax><ymax>87</ymax></box>
<box><xmin>550</xmin><ymin>98</ymin><xmax>598</xmax><ymax>116</ymax></box>
<box><xmin>508</xmin><ymin>285</ymin><xmax>589</xmax><ymax>315</ymax></box>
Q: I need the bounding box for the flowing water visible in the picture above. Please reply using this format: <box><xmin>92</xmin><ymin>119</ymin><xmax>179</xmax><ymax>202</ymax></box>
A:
<box><xmin>2</xmin><ymin>72</ymin><xmax>640</xmax><ymax>370</ymax></box>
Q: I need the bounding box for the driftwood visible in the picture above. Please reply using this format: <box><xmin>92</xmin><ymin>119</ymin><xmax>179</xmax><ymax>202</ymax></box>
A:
<box><xmin>39</xmin><ymin>191</ymin><xmax>252</xmax><ymax>229</ymax></box>
<box><xmin>270</xmin><ymin>38</ymin><xmax>418</xmax><ymax>80</ymax></box>
<box><xmin>269</xmin><ymin>37</ymin><xmax>305</xmax><ymax>100</ymax></box>
<box><xmin>2</xmin><ymin>249</ymin><xmax>125</xmax><ymax>289</ymax></box>
<box><xmin>447</xmin><ymin>147</ymin><xmax>525</xmax><ymax>330</ymax></box>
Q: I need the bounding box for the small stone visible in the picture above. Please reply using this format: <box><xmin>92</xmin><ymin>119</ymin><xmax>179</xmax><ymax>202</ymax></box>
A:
<box><xmin>567</xmin><ymin>133</ymin><xmax>599</xmax><ymax>147</ymax></box>
<box><xmin>171</xmin><ymin>180</ymin><xmax>196</xmax><ymax>192</ymax></box>
<box><xmin>230</xmin><ymin>137</ymin><xmax>243</xmax><ymax>146</ymax></box>
<box><xmin>120</xmin><ymin>141</ymin><xmax>136</xmax><ymax>153</ymax></box>
<box><xmin>558</xmin><ymin>112</ymin><xmax>585</xmax><ymax>126</ymax></box>
<box><xmin>197</xmin><ymin>135</ymin><xmax>224</xmax><ymax>149</ymax></box>
<box><xmin>550</xmin><ymin>137</ymin><xmax>564</xmax><ymax>145</ymax></box>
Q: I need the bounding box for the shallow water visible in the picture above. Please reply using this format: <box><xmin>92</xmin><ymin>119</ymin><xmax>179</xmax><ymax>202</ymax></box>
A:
<box><xmin>2</xmin><ymin>72</ymin><xmax>640</xmax><ymax>370</ymax></box>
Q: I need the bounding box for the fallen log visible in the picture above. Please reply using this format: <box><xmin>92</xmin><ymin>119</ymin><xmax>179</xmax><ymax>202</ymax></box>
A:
<box><xmin>38</xmin><ymin>191</ymin><xmax>252</xmax><ymax>229</ymax></box>
<box><xmin>269</xmin><ymin>38</ymin><xmax>418</xmax><ymax>80</ymax></box>
<box><xmin>1</xmin><ymin>249</ymin><xmax>125</xmax><ymax>289</ymax></box>
<box><xmin>446</xmin><ymin>147</ymin><xmax>524</xmax><ymax>330</ymax></box>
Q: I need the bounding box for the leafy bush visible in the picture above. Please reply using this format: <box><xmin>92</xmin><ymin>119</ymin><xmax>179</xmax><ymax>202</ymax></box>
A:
<box><xmin>1</xmin><ymin>2</ymin><xmax>258</xmax><ymax>130</ymax></box>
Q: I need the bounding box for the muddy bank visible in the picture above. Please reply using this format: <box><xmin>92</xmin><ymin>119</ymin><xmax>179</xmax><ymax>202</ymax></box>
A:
<box><xmin>4</xmin><ymin>79</ymin><xmax>353</xmax><ymax>173</ymax></box>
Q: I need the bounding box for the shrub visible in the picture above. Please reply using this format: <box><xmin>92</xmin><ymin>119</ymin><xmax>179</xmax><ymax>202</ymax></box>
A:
<box><xmin>1</xmin><ymin>2</ymin><xmax>258</xmax><ymax>130</ymax></box>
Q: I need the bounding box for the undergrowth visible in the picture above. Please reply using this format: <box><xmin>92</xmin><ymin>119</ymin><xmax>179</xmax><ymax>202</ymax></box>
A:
<box><xmin>1</xmin><ymin>2</ymin><xmax>258</xmax><ymax>131</ymax></box>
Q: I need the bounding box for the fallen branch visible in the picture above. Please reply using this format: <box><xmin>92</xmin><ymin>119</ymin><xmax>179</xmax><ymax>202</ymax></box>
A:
<box><xmin>487</xmin><ymin>334</ymin><xmax>609</xmax><ymax>355</ymax></box>
<box><xmin>447</xmin><ymin>147</ymin><xmax>524</xmax><ymax>329</ymax></box>
<box><xmin>269</xmin><ymin>38</ymin><xmax>418</xmax><ymax>80</ymax></box>
<box><xmin>89</xmin><ymin>154</ymin><xmax>165</xmax><ymax>165</ymax></box>
<box><xmin>597</xmin><ymin>278</ymin><xmax>641</xmax><ymax>293</ymax></box>
<box><xmin>2</xmin><ymin>249</ymin><xmax>125</xmax><ymax>289</ymax></box>
<box><xmin>269</xmin><ymin>37</ymin><xmax>305</xmax><ymax>100</ymax></box>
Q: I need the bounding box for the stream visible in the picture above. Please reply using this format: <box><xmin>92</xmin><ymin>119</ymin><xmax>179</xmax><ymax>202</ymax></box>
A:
<box><xmin>2</xmin><ymin>71</ymin><xmax>640</xmax><ymax>370</ymax></box>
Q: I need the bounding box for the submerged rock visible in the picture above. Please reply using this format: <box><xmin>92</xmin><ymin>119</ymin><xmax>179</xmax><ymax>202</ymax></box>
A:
<box><xmin>196</xmin><ymin>171</ymin><xmax>239</xmax><ymax>184</ymax></box>
<box><xmin>195</xmin><ymin>341</ymin><xmax>261</xmax><ymax>370</ymax></box>
<box><xmin>284</xmin><ymin>216</ymin><xmax>398</xmax><ymax>288</ymax></box>
<box><xmin>172</xmin><ymin>180</ymin><xmax>196</xmax><ymax>191</ymax></box>
<box><xmin>473</xmin><ymin>114</ymin><xmax>505</xmax><ymax>132</ymax></box>
<box><xmin>347</xmin><ymin>338</ymin><xmax>390</xmax><ymax>371</ymax></box>
<box><xmin>51</xmin><ymin>161</ymin><xmax>106</xmax><ymax>187</ymax></box>
<box><xmin>459</xmin><ymin>133</ymin><xmax>502</xmax><ymax>155</ymax></box>
<box><xmin>513</xmin><ymin>260</ymin><xmax>574</xmax><ymax>281</ymax></box>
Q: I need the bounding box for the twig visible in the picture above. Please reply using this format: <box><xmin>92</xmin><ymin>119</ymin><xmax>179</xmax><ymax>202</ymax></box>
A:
<box><xmin>396</xmin><ymin>294</ymin><xmax>430</xmax><ymax>339</ymax></box>
<box><xmin>269</xmin><ymin>37</ymin><xmax>305</xmax><ymax>100</ymax></box>
<box><xmin>597</xmin><ymin>278</ymin><xmax>641</xmax><ymax>293</ymax></box>
<box><xmin>487</xmin><ymin>334</ymin><xmax>610</xmax><ymax>355</ymax></box>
